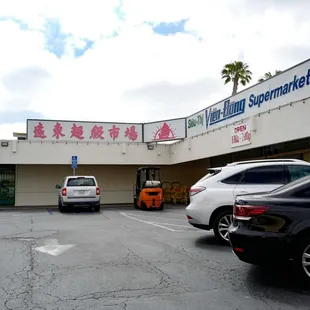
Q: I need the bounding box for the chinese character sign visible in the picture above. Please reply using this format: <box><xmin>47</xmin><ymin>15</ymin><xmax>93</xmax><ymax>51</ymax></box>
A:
<box><xmin>27</xmin><ymin>120</ymin><xmax>143</xmax><ymax>143</ymax></box>
<box><xmin>230</xmin><ymin>118</ymin><xmax>252</xmax><ymax>148</ymax></box>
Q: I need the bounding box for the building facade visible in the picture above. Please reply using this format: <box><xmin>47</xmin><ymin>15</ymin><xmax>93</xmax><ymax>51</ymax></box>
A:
<box><xmin>1</xmin><ymin>58</ymin><xmax>310</xmax><ymax>206</ymax></box>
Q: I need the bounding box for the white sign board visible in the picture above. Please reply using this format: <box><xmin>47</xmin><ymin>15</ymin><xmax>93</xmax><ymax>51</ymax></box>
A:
<box><xmin>231</xmin><ymin>118</ymin><xmax>252</xmax><ymax>148</ymax></box>
<box><xmin>27</xmin><ymin>119</ymin><xmax>143</xmax><ymax>143</ymax></box>
<box><xmin>143</xmin><ymin>118</ymin><xmax>186</xmax><ymax>143</ymax></box>
<box><xmin>187</xmin><ymin>59</ymin><xmax>310</xmax><ymax>138</ymax></box>
<box><xmin>186</xmin><ymin>110</ymin><xmax>205</xmax><ymax>137</ymax></box>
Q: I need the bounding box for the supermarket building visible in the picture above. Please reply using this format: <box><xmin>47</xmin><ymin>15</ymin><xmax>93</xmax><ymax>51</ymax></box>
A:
<box><xmin>1</xmin><ymin>58</ymin><xmax>310</xmax><ymax>207</ymax></box>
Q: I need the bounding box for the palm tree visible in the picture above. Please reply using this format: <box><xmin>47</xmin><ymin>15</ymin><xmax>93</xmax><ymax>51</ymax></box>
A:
<box><xmin>258</xmin><ymin>70</ymin><xmax>282</xmax><ymax>83</ymax></box>
<box><xmin>221</xmin><ymin>61</ymin><xmax>252</xmax><ymax>96</ymax></box>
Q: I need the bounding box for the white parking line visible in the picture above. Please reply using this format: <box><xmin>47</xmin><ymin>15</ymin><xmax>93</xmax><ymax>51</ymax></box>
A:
<box><xmin>123</xmin><ymin>212</ymin><xmax>187</xmax><ymax>222</ymax></box>
<box><xmin>152</xmin><ymin>222</ymin><xmax>194</xmax><ymax>229</ymax></box>
<box><xmin>120</xmin><ymin>212</ymin><xmax>177</xmax><ymax>231</ymax></box>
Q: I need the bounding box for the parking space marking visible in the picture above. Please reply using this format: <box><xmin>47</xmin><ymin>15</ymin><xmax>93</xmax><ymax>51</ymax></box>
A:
<box><xmin>120</xmin><ymin>212</ymin><xmax>177</xmax><ymax>231</ymax></box>
<box><xmin>122</xmin><ymin>212</ymin><xmax>187</xmax><ymax>222</ymax></box>
<box><xmin>151</xmin><ymin>222</ymin><xmax>194</xmax><ymax>229</ymax></box>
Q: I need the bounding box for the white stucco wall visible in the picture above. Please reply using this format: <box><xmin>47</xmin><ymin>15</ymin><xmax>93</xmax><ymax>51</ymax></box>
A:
<box><xmin>0</xmin><ymin>141</ymin><xmax>171</xmax><ymax>165</ymax></box>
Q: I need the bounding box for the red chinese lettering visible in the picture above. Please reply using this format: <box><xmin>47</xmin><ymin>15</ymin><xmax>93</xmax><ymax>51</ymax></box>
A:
<box><xmin>232</xmin><ymin>135</ymin><xmax>239</xmax><ymax>144</ymax></box>
<box><xmin>109</xmin><ymin>125</ymin><xmax>120</xmax><ymax>141</ymax></box>
<box><xmin>33</xmin><ymin>122</ymin><xmax>47</xmax><ymax>139</ymax></box>
<box><xmin>90</xmin><ymin>125</ymin><xmax>105</xmax><ymax>140</ymax></box>
<box><xmin>70</xmin><ymin>123</ymin><xmax>84</xmax><ymax>140</ymax></box>
<box><xmin>52</xmin><ymin>122</ymin><xmax>65</xmax><ymax>139</ymax></box>
<box><xmin>125</xmin><ymin>125</ymin><xmax>138</xmax><ymax>141</ymax></box>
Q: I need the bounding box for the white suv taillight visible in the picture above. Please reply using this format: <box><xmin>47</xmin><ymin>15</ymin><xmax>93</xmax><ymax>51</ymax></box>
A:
<box><xmin>62</xmin><ymin>188</ymin><xmax>67</xmax><ymax>196</ymax></box>
<box><xmin>96</xmin><ymin>187</ymin><xmax>100</xmax><ymax>195</ymax></box>
<box><xmin>189</xmin><ymin>186</ymin><xmax>206</xmax><ymax>196</ymax></box>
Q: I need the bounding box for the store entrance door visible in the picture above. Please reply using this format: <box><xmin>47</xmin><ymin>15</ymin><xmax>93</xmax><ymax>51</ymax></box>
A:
<box><xmin>0</xmin><ymin>165</ymin><xmax>15</xmax><ymax>206</ymax></box>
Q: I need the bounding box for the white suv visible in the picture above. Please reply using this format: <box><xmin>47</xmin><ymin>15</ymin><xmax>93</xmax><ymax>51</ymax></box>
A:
<box><xmin>186</xmin><ymin>159</ymin><xmax>310</xmax><ymax>243</ymax></box>
<box><xmin>56</xmin><ymin>176</ymin><xmax>101</xmax><ymax>212</ymax></box>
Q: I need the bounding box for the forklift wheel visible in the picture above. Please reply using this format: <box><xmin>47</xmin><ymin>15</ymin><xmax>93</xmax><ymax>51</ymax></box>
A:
<box><xmin>134</xmin><ymin>198</ymin><xmax>138</xmax><ymax>209</ymax></box>
<box><xmin>159</xmin><ymin>203</ymin><xmax>164</xmax><ymax>211</ymax></box>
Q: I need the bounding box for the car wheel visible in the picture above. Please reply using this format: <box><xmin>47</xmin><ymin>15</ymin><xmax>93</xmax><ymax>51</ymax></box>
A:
<box><xmin>293</xmin><ymin>237</ymin><xmax>310</xmax><ymax>283</ymax></box>
<box><xmin>58</xmin><ymin>199</ymin><xmax>65</xmax><ymax>213</ymax></box>
<box><xmin>94</xmin><ymin>205</ymin><xmax>100</xmax><ymax>212</ymax></box>
<box><xmin>213</xmin><ymin>209</ymin><xmax>233</xmax><ymax>244</ymax></box>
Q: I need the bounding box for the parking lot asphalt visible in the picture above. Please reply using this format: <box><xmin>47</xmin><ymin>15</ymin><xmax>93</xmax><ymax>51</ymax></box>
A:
<box><xmin>0</xmin><ymin>205</ymin><xmax>310</xmax><ymax>310</ymax></box>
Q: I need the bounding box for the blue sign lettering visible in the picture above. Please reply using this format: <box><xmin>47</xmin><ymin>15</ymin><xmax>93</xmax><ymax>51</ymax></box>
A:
<box><xmin>204</xmin><ymin>67</ymin><xmax>310</xmax><ymax>129</ymax></box>
<box><xmin>249</xmin><ymin>68</ymin><xmax>310</xmax><ymax>108</ymax></box>
<box><xmin>205</xmin><ymin>98</ymin><xmax>246</xmax><ymax>128</ymax></box>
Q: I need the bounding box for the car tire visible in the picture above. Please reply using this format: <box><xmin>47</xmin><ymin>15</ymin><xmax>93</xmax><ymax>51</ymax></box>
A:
<box><xmin>212</xmin><ymin>208</ymin><xmax>233</xmax><ymax>244</ymax></box>
<box><xmin>292</xmin><ymin>236</ymin><xmax>310</xmax><ymax>284</ymax></box>
<box><xmin>94</xmin><ymin>204</ymin><xmax>100</xmax><ymax>212</ymax></box>
<box><xmin>58</xmin><ymin>199</ymin><xmax>65</xmax><ymax>213</ymax></box>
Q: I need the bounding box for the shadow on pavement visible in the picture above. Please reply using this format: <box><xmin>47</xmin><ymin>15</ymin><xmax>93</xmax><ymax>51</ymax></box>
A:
<box><xmin>247</xmin><ymin>263</ymin><xmax>310</xmax><ymax>298</ymax></box>
<box><xmin>194</xmin><ymin>234</ymin><xmax>231</xmax><ymax>251</ymax></box>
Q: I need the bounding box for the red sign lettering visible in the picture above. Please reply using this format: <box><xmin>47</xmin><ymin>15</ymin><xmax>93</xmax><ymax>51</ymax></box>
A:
<box><xmin>90</xmin><ymin>125</ymin><xmax>105</xmax><ymax>140</ymax></box>
<box><xmin>70</xmin><ymin>123</ymin><xmax>84</xmax><ymax>140</ymax></box>
<box><xmin>33</xmin><ymin>122</ymin><xmax>47</xmax><ymax>139</ymax></box>
<box><xmin>109</xmin><ymin>125</ymin><xmax>120</xmax><ymax>141</ymax></box>
<box><xmin>52</xmin><ymin>122</ymin><xmax>65</xmax><ymax>139</ymax></box>
<box><xmin>125</xmin><ymin>125</ymin><xmax>138</xmax><ymax>141</ymax></box>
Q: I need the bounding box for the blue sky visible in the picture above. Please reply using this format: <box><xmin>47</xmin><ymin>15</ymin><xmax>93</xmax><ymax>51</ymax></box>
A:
<box><xmin>1</xmin><ymin>14</ymin><xmax>189</xmax><ymax>59</ymax></box>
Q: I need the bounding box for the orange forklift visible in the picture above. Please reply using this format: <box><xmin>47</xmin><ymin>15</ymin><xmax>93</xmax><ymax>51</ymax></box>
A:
<box><xmin>133</xmin><ymin>167</ymin><xmax>164</xmax><ymax>211</ymax></box>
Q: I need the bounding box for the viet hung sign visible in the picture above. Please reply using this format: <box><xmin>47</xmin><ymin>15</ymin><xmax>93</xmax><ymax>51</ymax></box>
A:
<box><xmin>27</xmin><ymin>119</ymin><xmax>143</xmax><ymax>143</ymax></box>
<box><xmin>187</xmin><ymin>58</ymin><xmax>310</xmax><ymax>138</ymax></box>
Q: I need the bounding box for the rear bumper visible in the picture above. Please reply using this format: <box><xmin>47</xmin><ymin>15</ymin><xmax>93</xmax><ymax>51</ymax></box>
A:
<box><xmin>61</xmin><ymin>197</ymin><xmax>100</xmax><ymax>206</ymax></box>
<box><xmin>228</xmin><ymin>225</ymin><xmax>291</xmax><ymax>265</ymax></box>
<box><xmin>186</xmin><ymin>203</ymin><xmax>213</xmax><ymax>229</ymax></box>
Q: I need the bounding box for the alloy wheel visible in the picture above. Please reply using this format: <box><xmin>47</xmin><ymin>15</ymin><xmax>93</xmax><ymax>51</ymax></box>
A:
<box><xmin>218</xmin><ymin>214</ymin><xmax>233</xmax><ymax>242</ymax></box>
<box><xmin>302</xmin><ymin>244</ymin><xmax>310</xmax><ymax>278</ymax></box>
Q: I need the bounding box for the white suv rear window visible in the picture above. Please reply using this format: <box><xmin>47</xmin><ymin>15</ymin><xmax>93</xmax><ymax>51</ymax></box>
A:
<box><xmin>67</xmin><ymin>177</ymin><xmax>96</xmax><ymax>187</ymax></box>
<box><xmin>198</xmin><ymin>168</ymin><xmax>222</xmax><ymax>183</ymax></box>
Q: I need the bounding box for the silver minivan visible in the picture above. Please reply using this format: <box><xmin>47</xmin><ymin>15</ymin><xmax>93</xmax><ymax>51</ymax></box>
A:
<box><xmin>56</xmin><ymin>175</ymin><xmax>101</xmax><ymax>212</ymax></box>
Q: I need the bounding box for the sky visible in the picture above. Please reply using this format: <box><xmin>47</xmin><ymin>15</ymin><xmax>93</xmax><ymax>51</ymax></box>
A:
<box><xmin>0</xmin><ymin>0</ymin><xmax>309</xmax><ymax>139</ymax></box>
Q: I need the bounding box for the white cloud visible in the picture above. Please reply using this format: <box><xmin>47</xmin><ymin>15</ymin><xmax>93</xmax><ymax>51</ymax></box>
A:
<box><xmin>0</xmin><ymin>122</ymin><xmax>25</xmax><ymax>139</ymax></box>
<box><xmin>0</xmin><ymin>0</ymin><xmax>309</xmax><ymax>139</ymax></box>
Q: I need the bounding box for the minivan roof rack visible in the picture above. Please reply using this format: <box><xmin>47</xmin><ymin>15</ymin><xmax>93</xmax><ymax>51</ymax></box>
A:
<box><xmin>226</xmin><ymin>159</ymin><xmax>305</xmax><ymax>166</ymax></box>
